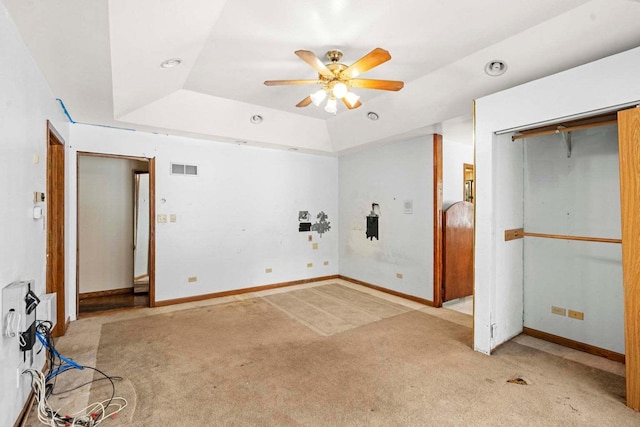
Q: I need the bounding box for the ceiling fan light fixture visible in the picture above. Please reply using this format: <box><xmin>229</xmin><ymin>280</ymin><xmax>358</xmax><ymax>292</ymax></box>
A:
<box><xmin>310</xmin><ymin>89</ymin><xmax>327</xmax><ymax>106</ymax></box>
<box><xmin>332</xmin><ymin>82</ymin><xmax>348</xmax><ymax>99</ymax></box>
<box><xmin>325</xmin><ymin>97</ymin><xmax>338</xmax><ymax>115</ymax></box>
<box><xmin>344</xmin><ymin>91</ymin><xmax>360</xmax><ymax>108</ymax></box>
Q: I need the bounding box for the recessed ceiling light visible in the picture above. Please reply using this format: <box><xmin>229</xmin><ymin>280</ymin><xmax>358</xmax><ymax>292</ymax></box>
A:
<box><xmin>160</xmin><ymin>58</ymin><xmax>182</xmax><ymax>68</ymax></box>
<box><xmin>367</xmin><ymin>112</ymin><xmax>379</xmax><ymax>121</ymax></box>
<box><xmin>250</xmin><ymin>115</ymin><xmax>263</xmax><ymax>124</ymax></box>
<box><xmin>485</xmin><ymin>60</ymin><xmax>507</xmax><ymax>76</ymax></box>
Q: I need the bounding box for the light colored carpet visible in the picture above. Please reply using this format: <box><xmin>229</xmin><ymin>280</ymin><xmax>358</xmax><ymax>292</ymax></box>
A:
<box><xmin>24</xmin><ymin>281</ymin><xmax>639</xmax><ymax>426</ymax></box>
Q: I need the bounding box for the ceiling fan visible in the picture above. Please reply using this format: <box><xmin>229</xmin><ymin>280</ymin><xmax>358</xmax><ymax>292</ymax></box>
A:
<box><xmin>264</xmin><ymin>48</ymin><xmax>404</xmax><ymax>114</ymax></box>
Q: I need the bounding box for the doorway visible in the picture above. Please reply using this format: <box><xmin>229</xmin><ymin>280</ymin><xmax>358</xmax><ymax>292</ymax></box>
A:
<box><xmin>76</xmin><ymin>153</ymin><xmax>155</xmax><ymax>315</ymax></box>
<box><xmin>463</xmin><ymin>163</ymin><xmax>474</xmax><ymax>204</ymax></box>
<box><xmin>435</xmin><ymin>138</ymin><xmax>475</xmax><ymax>312</ymax></box>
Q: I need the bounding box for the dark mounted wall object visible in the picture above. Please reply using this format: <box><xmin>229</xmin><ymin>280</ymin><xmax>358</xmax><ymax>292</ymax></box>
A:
<box><xmin>366</xmin><ymin>216</ymin><xmax>379</xmax><ymax>240</ymax></box>
<box><xmin>299</xmin><ymin>222</ymin><xmax>311</xmax><ymax>232</ymax></box>
<box><xmin>366</xmin><ymin>203</ymin><xmax>380</xmax><ymax>240</ymax></box>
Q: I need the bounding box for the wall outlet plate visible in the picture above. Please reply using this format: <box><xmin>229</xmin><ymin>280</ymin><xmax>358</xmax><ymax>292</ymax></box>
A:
<box><xmin>551</xmin><ymin>306</ymin><xmax>566</xmax><ymax>316</ymax></box>
<box><xmin>188</xmin><ymin>276</ymin><xmax>198</xmax><ymax>283</ymax></box>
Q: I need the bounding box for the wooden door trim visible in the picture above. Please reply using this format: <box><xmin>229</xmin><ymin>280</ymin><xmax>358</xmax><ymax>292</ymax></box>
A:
<box><xmin>46</xmin><ymin>120</ymin><xmax>66</xmax><ymax>336</ymax></box>
<box><xmin>433</xmin><ymin>134</ymin><xmax>443</xmax><ymax>308</ymax></box>
<box><xmin>618</xmin><ymin>107</ymin><xmax>640</xmax><ymax>410</ymax></box>
<box><xmin>149</xmin><ymin>157</ymin><xmax>156</xmax><ymax>307</ymax></box>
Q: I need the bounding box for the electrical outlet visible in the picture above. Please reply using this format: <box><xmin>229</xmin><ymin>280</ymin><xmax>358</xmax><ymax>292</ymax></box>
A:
<box><xmin>170</xmin><ymin>214</ymin><xmax>177</xmax><ymax>223</ymax></box>
<box><xmin>396</xmin><ymin>273</ymin><xmax>403</xmax><ymax>279</ymax></box>
<box><xmin>188</xmin><ymin>276</ymin><xmax>198</xmax><ymax>283</ymax></box>
<box><xmin>324</xmin><ymin>261</ymin><xmax>329</xmax><ymax>266</ymax></box>
<box><xmin>157</xmin><ymin>214</ymin><xmax>167</xmax><ymax>223</ymax></box>
<box><xmin>265</xmin><ymin>268</ymin><xmax>272</xmax><ymax>273</ymax></box>
<box><xmin>308</xmin><ymin>235</ymin><xmax>312</xmax><ymax>242</ymax></box>
<box><xmin>551</xmin><ymin>306</ymin><xmax>566</xmax><ymax>316</ymax></box>
<box><xmin>312</xmin><ymin>243</ymin><xmax>318</xmax><ymax>250</ymax></box>
<box><xmin>307</xmin><ymin>263</ymin><xmax>313</xmax><ymax>268</ymax></box>
<box><xmin>568</xmin><ymin>310</ymin><xmax>584</xmax><ymax>320</ymax></box>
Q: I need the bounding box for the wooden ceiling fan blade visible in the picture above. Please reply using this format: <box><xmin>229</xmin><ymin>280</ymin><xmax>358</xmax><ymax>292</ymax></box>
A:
<box><xmin>264</xmin><ymin>79</ymin><xmax>322</xmax><ymax>86</ymax></box>
<box><xmin>341</xmin><ymin>48</ymin><xmax>391</xmax><ymax>79</ymax></box>
<box><xmin>342</xmin><ymin>98</ymin><xmax>362</xmax><ymax>110</ymax></box>
<box><xmin>295</xmin><ymin>50</ymin><xmax>335</xmax><ymax>80</ymax></box>
<box><xmin>349</xmin><ymin>79</ymin><xmax>404</xmax><ymax>91</ymax></box>
<box><xmin>296</xmin><ymin>96</ymin><xmax>312</xmax><ymax>108</ymax></box>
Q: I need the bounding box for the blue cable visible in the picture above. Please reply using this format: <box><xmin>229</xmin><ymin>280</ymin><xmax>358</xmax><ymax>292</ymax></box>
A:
<box><xmin>36</xmin><ymin>332</ymin><xmax>83</xmax><ymax>380</ymax></box>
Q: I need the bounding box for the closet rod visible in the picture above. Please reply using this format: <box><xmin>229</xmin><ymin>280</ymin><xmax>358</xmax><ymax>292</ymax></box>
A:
<box><xmin>523</xmin><ymin>232</ymin><xmax>621</xmax><ymax>244</ymax></box>
<box><xmin>512</xmin><ymin>119</ymin><xmax>618</xmax><ymax>141</ymax></box>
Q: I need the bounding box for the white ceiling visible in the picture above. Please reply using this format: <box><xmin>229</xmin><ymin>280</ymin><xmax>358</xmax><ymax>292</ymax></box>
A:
<box><xmin>5</xmin><ymin>0</ymin><xmax>640</xmax><ymax>153</ymax></box>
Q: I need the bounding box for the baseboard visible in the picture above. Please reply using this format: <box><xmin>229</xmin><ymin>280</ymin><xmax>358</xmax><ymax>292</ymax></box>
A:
<box><xmin>13</xmin><ymin>390</ymin><xmax>35</xmax><ymax>427</ymax></box>
<box><xmin>79</xmin><ymin>287</ymin><xmax>133</xmax><ymax>299</ymax></box>
<box><xmin>339</xmin><ymin>275</ymin><xmax>435</xmax><ymax>307</ymax></box>
<box><xmin>154</xmin><ymin>275</ymin><xmax>340</xmax><ymax>307</ymax></box>
<box><xmin>522</xmin><ymin>327</ymin><xmax>625</xmax><ymax>363</ymax></box>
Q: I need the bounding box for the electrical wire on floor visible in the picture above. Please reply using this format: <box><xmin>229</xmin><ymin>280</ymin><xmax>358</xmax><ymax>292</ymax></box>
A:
<box><xmin>23</xmin><ymin>321</ymin><xmax>127</xmax><ymax>426</ymax></box>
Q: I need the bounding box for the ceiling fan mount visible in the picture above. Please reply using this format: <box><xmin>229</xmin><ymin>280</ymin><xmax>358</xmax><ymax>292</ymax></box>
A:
<box><xmin>326</xmin><ymin>49</ymin><xmax>343</xmax><ymax>63</ymax></box>
<box><xmin>264</xmin><ymin>47</ymin><xmax>404</xmax><ymax>113</ymax></box>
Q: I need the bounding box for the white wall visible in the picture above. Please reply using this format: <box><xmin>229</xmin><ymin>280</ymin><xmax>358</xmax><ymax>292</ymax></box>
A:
<box><xmin>474</xmin><ymin>46</ymin><xmax>640</xmax><ymax>354</ymax></box>
<box><xmin>78</xmin><ymin>157</ymin><xmax>147</xmax><ymax>293</ymax></box>
<box><xmin>0</xmin><ymin>2</ymin><xmax>70</xmax><ymax>424</ymax></box>
<box><xmin>443</xmin><ymin>139</ymin><xmax>473</xmax><ymax>209</ymax></box>
<box><xmin>339</xmin><ymin>137</ymin><xmax>433</xmax><ymax>300</ymax></box>
<box><xmin>523</xmin><ymin>124</ymin><xmax>623</xmax><ymax>353</ymax></box>
<box><xmin>67</xmin><ymin>124</ymin><xmax>339</xmax><ymax>312</ymax></box>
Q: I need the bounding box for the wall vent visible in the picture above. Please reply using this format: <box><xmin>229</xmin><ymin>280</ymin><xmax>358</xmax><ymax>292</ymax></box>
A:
<box><xmin>171</xmin><ymin>163</ymin><xmax>198</xmax><ymax>176</ymax></box>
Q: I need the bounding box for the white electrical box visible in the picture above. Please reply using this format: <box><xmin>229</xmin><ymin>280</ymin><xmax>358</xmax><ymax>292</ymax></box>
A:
<box><xmin>39</xmin><ymin>293</ymin><xmax>57</xmax><ymax>329</ymax></box>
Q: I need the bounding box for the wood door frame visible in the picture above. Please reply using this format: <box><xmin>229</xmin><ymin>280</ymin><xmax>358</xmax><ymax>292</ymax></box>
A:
<box><xmin>76</xmin><ymin>152</ymin><xmax>156</xmax><ymax>315</ymax></box>
<box><xmin>618</xmin><ymin>107</ymin><xmax>640</xmax><ymax>410</ymax></box>
<box><xmin>46</xmin><ymin>121</ymin><xmax>66</xmax><ymax>337</ymax></box>
<box><xmin>433</xmin><ymin>134</ymin><xmax>444</xmax><ymax>308</ymax></box>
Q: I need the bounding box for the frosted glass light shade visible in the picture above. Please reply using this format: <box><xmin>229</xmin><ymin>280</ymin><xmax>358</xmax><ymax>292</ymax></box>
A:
<box><xmin>325</xmin><ymin>98</ymin><xmax>338</xmax><ymax>114</ymax></box>
<box><xmin>344</xmin><ymin>91</ymin><xmax>360</xmax><ymax>107</ymax></box>
<box><xmin>310</xmin><ymin>89</ymin><xmax>327</xmax><ymax>106</ymax></box>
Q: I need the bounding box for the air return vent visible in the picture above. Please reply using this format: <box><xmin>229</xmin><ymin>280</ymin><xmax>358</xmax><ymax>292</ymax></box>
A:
<box><xmin>171</xmin><ymin>163</ymin><xmax>198</xmax><ymax>176</ymax></box>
